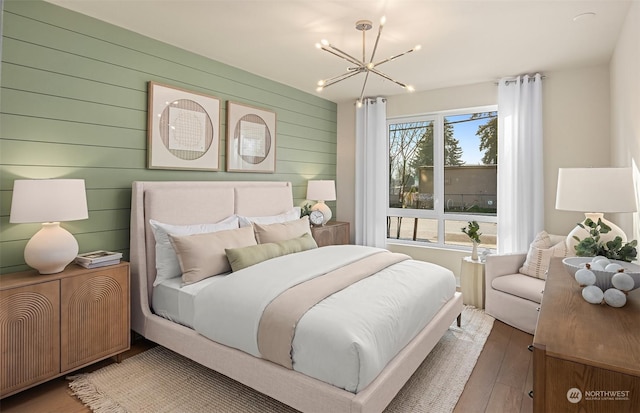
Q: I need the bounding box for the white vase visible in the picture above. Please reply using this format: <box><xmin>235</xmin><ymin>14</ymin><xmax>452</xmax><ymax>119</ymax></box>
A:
<box><xmin>471</xmin><ymin>241</ymin><xmax>479</xmax><ymax>261</ymax></box>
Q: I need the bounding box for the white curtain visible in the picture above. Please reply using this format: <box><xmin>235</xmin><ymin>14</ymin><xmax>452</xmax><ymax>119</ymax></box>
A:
<box><xmin>497</xmin><ymin>74</ymin><xmax>544</xmax><ymax>254</ymax></box>
<box><xmin>355</xmin><ymin>97</ymin><xmax>388</xmax><ymax>248</ymax></box>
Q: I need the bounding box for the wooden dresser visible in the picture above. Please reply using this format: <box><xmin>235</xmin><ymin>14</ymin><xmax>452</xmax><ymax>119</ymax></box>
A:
<box><xmin>0</xmin><ymin>262</ymin><xmax>130</xmax><ymax>398</ymax></box>
<box><xmin>533</xmin><ymin>258</ymin><xmax>640</xmax><ymax>413</ymax></box>
<box><xmin>311</xmin><ymin>221</ymin><xmax>350</xmax><ymax>247</ymax></box>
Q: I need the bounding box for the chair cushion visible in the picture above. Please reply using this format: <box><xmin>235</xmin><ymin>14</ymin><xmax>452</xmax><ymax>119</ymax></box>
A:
<box><xmin>492</xmin><ymin>273</ymin><xmax>545</xmax><ymax>304</ymax></box>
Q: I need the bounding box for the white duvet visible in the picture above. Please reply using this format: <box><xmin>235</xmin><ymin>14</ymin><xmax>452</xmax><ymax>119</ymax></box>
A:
<box><xmin>193</xmin><ymin>245</ymin><xmax>456</xmax><ymax>393</ymax></box>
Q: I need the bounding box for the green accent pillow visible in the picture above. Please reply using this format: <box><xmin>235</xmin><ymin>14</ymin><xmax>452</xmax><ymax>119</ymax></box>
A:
<box><xmin>226</xmin><ymin>233</ymin><xmax>318</xmax><ymax>272</ymax></box>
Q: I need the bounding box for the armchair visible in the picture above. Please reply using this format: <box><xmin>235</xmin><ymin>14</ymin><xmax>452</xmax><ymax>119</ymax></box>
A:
<box><xmin>484</xmin><ymin>253</ymin><xmax>543</xmax><ymax>335</ymax></box>
<box><xmin>484</xmin><ymin>233</ymin><xmax>567</xmax><ymax>335</ymax></box>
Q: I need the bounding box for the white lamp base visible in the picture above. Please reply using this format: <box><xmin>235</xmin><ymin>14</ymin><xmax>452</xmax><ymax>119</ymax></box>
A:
<box><xmin>566</xmin><ymin>213</ymin><xmax>627</xmax><ymax>254</ymax></box>
<box><xmin>311</xmin><ymin>201</ymin><xmax>332</xmax><ymax>225</ymax></box>
<box><xmin>24</xmin><ymin>222</ymin><xmax>79</xmax><ymax>274</ymax></box>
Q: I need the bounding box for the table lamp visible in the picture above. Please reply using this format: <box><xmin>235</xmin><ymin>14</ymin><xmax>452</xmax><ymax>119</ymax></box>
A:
<box><xmin>306</xmin><ymin>180</ymin><xmax>336</xmax><ymax>224</ymax></box>
<box><xmin>555</xmin><ymin>167</ymin><xmax>637</xmax><ymax>251</ymax></box>
<box><xmin>10</xmin><ymin>179</ymin><xmax>89</xmax><ymax>274</ymax></box>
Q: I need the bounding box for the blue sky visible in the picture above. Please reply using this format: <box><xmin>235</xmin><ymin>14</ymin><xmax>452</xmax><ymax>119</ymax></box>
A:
<box><xmin>446</xmin><ymin>113</ymin><xmax>496</xmax><ymax>165</ymax></box>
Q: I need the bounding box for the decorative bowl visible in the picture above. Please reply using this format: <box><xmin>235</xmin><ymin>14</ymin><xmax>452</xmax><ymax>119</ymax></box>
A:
<box><xmin>562</xmin><ymin>257</ymin><xmax>640</xmax><ymax>291</ymax></box>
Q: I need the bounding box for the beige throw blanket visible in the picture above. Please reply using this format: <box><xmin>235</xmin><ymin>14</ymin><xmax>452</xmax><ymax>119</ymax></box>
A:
<box><xmin>257</xmin><ymin>251</ymin><xmax>411</xmax><ymax>368</ymax></box>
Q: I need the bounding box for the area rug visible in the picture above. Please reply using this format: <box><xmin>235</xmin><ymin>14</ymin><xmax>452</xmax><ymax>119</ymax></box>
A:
<box><xmin>69</xmin><ymin>306</ymin><xmax>493</xmax><ymax>413</ymax></box>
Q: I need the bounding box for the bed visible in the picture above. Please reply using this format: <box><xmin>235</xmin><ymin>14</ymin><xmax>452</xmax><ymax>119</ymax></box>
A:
<box><xmin>130</xmin><ymin>180</ymin><xmax>464</xmax><ymax>413</ymax></box>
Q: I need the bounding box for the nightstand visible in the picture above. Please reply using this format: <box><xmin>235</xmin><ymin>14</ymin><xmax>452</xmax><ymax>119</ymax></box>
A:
<box><xmin>0</xmin><ymin>262</ymin><xmax>130</xmax><ymax>398</ymax></box>
<box><xmin>311</xmin><ymin>221</ymin><xmax>350</xmax><ymax>247</ymax></box>
<box><xmin>459</xmin><ymin>256</ymin><xmax>485</xmax><ymax>309</ymax></box>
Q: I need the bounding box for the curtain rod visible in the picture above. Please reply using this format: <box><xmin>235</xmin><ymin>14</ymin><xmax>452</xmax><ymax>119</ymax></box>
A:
<box><xmin>494</xmin><ymin>74</ymin><xmax>546</xmax><ymax>85</ymax></box>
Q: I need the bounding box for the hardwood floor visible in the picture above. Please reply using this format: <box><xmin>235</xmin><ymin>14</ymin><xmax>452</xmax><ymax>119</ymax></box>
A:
<box><xmin>454</xmin><ymin>320</ymin><xmax>534</xmax><ymax>413</ymax></box>
<box><xmin>1</xmin><ymin>321</ymin><xmax>533</xmax><ymax>413</ymax></box>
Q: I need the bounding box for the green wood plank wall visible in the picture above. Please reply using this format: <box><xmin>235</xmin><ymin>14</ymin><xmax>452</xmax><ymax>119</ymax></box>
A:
<box><xmin>0</xmin><ymin>1</ymin><xmax>337</xmax><ymax>274</ymax></box>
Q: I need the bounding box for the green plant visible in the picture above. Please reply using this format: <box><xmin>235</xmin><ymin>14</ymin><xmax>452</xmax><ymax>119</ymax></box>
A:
<box><xmin>573</xmin><ymin>218</ymin><xmax>637</xmax><ymax>262</ymax></box>
<box><xmin>461</xmin><ymin>221</ymin><xmax>482</xmax><ymax>244</ymax></box>
<box><xmin>299</xmin><ymin>200</ymin><xmax>314</xmax><ymax>217</ymax></box>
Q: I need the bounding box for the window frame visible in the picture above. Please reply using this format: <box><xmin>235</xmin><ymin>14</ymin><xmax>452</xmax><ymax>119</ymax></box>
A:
<box><xmin>386</xmin><ymin>105</ymin><xmax>498</xmax><ymax>250</ymax></box>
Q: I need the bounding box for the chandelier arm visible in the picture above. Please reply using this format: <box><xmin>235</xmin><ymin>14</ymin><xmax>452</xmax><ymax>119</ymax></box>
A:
<box><xmin>373</xmin><ymin>48</ymin><xmax>418</xmax><ymax>68</ymax></box>
<box><xmin>369</xmin><ymin>67</ymin><xmax>408</xmax><ymax>88</ymax></box>
<box><xmin>321</xmin><ymin>70</ymin><xmax>364</xmax><ymax>88</ymax></box>
<box><xmin>358</xmin><ymin>70</ymin><xmax>371</xmax><ymax>103</ymax></box>
<box><xmin>319</xmin><ymin>47</ymin><xmax>363</xmax><ymax>68</ymax></box>
<box><xmin>323</xmin><ymin>44</ymin><xmax>365</xmax><ymax>67</ymax></box>
<box><xmin>368</xmin><ymin>23</ymin><xmax>384</xmax><ymax>64</ymax></box>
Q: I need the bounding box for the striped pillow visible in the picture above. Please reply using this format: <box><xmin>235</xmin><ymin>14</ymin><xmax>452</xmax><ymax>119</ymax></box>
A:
<box><xmin>519</xmin><ymin>231</ymin><xmax>569</xmax><ymax>279</ymax></box>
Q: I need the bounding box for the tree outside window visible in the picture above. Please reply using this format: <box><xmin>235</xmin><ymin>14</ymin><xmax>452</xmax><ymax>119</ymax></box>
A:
<box><xmin>387</xmin><ymin>107</ymin><xmax>498</xmax><ymax>249</ymax></box>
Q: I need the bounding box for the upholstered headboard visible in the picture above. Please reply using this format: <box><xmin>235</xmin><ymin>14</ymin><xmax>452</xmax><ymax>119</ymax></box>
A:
<box><xmin>129</xmin><ymin>180</ymin><xmax>293</xmax><ymax>334</ymax></box>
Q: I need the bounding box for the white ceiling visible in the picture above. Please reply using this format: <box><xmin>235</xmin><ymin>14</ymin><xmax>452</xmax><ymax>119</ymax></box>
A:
<box><xmin>44</xmin><ymin>0</ymin><xmax>632</xmax><ymax>103</ymax></box>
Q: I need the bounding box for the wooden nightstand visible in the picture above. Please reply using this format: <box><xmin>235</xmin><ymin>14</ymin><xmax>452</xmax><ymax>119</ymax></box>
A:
<box><xmin>311</xmin><ymin>221</ymin><xmax>350</xmax><ymax>247</ymax></box>
<box><xmin>0</xmin><ymin>262</ymin><xmax>130</xmax><ymax>398</ymax></box>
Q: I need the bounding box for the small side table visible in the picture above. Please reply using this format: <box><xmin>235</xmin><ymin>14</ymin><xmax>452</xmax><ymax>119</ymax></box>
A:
<box><xmin>460</xmin><ymin>256</ymin><xmax>485</xmax><ymax>309</ymax></box>
<box><xmin>311</xmin><ymin>221</ymin><xmax>350</xmax><ymax>247</ymax></box>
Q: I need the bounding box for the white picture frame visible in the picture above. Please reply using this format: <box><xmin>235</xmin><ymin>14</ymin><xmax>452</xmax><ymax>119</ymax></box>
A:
<box><xmin>226</xmin><ymin>101</ymin><xmax>276</xmax><ymax>173</ymax></box>
<box><xmin>147</xmin><ymin>82</ymin><xmax>221</xmax><ymax>171</ymax></box>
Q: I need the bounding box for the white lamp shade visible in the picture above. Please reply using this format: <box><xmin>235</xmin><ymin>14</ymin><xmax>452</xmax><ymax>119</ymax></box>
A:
<box><xmin>555</xmin><ymin>168</ymin><xmax>637</xmax><ymax>213</ymax></box>
<box><xmin>306</xmin><ymin>180</ymin><xmax>336</xmax><ymax>202</ymax></box>
<box><xmin>10</xmin><ymin>179</ymin><xmax>89</xmax><ymax>223</ymax></box>
<box><xmin>10</xmin><ymin>179</ymin><xmax>88</xmax><ymax>274</ymax></box>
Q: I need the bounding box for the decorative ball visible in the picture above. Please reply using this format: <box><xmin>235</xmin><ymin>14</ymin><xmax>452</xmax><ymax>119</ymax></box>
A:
<box><xmin>589</xmin><ymin>261</ymin><xmax>605</xmax><ymax>271</ymax></box>
<box><xmin>612</xmin><ymin>272</ymin><xmax>635</xmax><ymax>292</ymax></box>
<box><xmin>605</xmin><ymin>263</ymin><xmax>623</xmax><ymax>273</ymax></box>
<box><xmin>591</xmin><ymin>255</ymin><xmax>607</xmax><ymax>263</ymax></box>
<box><xmin>594</xmin><ymin>257</ymin><xmax>611</xmax><ymax>267</ymax></box>
<box><xmin>574</xmin><ymin>268</ymin><xmax>596</xmax><ymax>286</ymax></box>
<box><xmin>603</xmin><ymin>288</ymin><xmax>627</xmax><ymax>308</ymax></box>
<box><xmin>582</xmin><ymin>285</ymin><xmax>604</xmax><ymax>304</ymax></box>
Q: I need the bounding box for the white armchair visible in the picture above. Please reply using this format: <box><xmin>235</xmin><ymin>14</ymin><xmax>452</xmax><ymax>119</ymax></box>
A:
<box><xmin>484</xmin><ymin>253</ymin><xmax>544</xmax><ymax>335</ymax></box>
<box><xmin>484</xmin><ymin>233</ymin><xmax>567</xmax><ymax>335</ymax></box>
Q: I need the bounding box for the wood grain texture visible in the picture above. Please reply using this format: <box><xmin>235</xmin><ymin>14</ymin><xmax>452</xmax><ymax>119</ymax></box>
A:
<box><xmin>311</xmin><ymin>221</ymin><xmax>350</xmax><ymax>247</ymax></box>
<box><xmin>533</xmin><ymin>258</ymin><xmax>640</xmax><ymax>413</ymax></box>
<box><xmin>61</xmin><ymin>267</ymin><xmax>130</xmax><ymax>372</ymax></box>
<box><xmin>0</xmin><ymin>281</ymin><xmax>60</xmax><ymax>397</ymax></box>
<box><xmin>0</xmin><ymin>338</ymin><xmax>156</xmax><ymax>413</ymax></box>
<box><xmin>0</xmin><ymin>263</ymin><xmax>130</xmax><ymax>398</ymax></box>
<box><xmin>454</xmin><ymin>320</ymin><xmax>535</xmax><ymax>413</ymax></box>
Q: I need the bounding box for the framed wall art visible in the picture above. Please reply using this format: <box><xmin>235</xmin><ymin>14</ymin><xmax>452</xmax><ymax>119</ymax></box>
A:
<box><xmin>147</xmin><ymin>82</ymin><xmax>221</xmax><ymax>171</ymax></box>
<box><xmin>226</xmin><ymin>101</ymin><xmax>276</xmax><ymax>173</ymax></box>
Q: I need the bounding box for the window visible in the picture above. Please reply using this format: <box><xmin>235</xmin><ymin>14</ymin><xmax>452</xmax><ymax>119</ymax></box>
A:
<box><xmin>387</xmin><ymin>106</ymin><xmax>498</xmax><ymax>250</ymax></box>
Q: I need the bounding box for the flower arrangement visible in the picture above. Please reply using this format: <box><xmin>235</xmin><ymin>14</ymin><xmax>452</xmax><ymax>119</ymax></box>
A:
<box><xmin>299</xmin><ymin>200</ymin><xmax>314</xmax><ymax>218</ymax></box>
<box><xmin>573</xmin><ymin>218</ymin><xmax>637</xmax><ymax>262</ymax></box>
<box><xmin>461</xmin><ymin>221</ymin><xmax>482</xmax><ymax>244</ymax></box>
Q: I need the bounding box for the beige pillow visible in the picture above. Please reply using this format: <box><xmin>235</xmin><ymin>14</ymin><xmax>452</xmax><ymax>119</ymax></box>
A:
<box><xmin>226</xmin><ymin>233</ymin><xmax>318</xmax><ymax>272</ymax></box>
<box><xmin>519</xmin><ymin>231</ymin><xmax>569</xmax><ymax>279</ymax></box>
<box><xmin>169</xmin><ymin>226</ymin><xmax>257</xmax><ymax>284</ymax></box>
<box><xmin>253</xmin><ymin>216</ymin><xmax>311</xmax><ymax>244</ymax></box>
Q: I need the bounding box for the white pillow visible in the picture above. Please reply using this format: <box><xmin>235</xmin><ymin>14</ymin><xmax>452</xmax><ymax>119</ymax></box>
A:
<box><xmin>149</xmin><ymin>215</ymin><xmax>239</xmax><ymax>286</ymax></box>
<box><xmin>519</xmin><ymin>231</ymin><xmax>569</xmax><ymax>280</ymax></box>
<box><xmin>238</xmin><ymin>208</ymin><xmax>299</xmax><ymax>227</ymax></box>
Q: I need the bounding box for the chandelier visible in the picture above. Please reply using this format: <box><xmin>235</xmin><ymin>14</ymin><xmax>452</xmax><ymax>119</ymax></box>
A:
<box><xmin>315</xmin><ymin>16</ymin><xmax>420</xmax><ymax>106</ymax></box>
